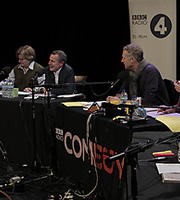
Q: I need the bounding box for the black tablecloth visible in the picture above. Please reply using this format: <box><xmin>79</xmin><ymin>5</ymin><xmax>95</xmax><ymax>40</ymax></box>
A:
<box><xmin>55</xmin><ymin>105</ymin><xmax>132</xmax><ymax>200</ymax></box>
<box><xmin>0</xmin><ymin>96</ymin><xmax>61</xmax><ymax>166</ymax></box>
<box><xmin>1</xmin><ymin>96</ymin><xmax>178</xmax><ymax>200</ymax></box>
<box><xmin>55</xmin><ymin>105</ymin><xmax>173</xmax><ymax>200</ymax></box>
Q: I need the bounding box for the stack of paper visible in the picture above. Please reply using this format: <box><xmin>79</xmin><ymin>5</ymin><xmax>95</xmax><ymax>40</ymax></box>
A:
<box><xmin>156</xmin><ymin>163</ymin><xmax>180</xmax><ymax>183</ymax></box>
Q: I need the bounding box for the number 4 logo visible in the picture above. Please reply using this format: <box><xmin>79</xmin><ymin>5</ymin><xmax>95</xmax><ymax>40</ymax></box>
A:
<box><xmin>154</xmin><ymin>17</ymin><xmax>167</xmax><ymax>35</ymax></box>
<box><xmin>150</xmin><ymin>14</ymin><xmax>172</xmax><ymax>38</ymax></box>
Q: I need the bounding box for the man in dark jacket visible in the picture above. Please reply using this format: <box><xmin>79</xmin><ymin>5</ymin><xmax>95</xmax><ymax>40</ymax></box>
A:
<box><xmin>39</xmin><ymin>50</ymin><xmax>76</xmax><ymax>95</ymax></box>
<box><xmin>107</xmin><ymin>44</ymin><xmax>170</xmax><ymax>106</ymax></box>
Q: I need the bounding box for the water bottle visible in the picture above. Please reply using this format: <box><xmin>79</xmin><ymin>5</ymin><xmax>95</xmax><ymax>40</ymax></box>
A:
<box><xmin>178</xmin><ymin>141</ymin><xmax>180</xmax><ymax>162</ymax></box>
<box><xmin>7</xmin><ymin>79</ymin><xmax>14</xmax><ymax>98</ymax></box>
<box><xmin>120</xmin><ymin>89</ymin><xmax>128</xmax><ymax>103</ymax></box>
<box><xmin>131</xmin><ymin>95</ymin><xmax>138</xmax><ymax>106</ymax></box>
<box><xmin>2</xmin><ymin>79</ymin><xmax>7</xmax><ymax>97</ymax></box>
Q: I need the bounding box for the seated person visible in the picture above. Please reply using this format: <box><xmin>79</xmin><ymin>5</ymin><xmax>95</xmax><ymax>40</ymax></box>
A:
<box><xmin>8</xmin><ymin>45</ymin><xmax>44</xmax><ymax>91</ymax></box>
<box><xmin>158</xmin><ymin>81</ymin><xmax>180</xmax><ymax>114</ymax></box>
<box><xmin>106</xmin><ymin>44</ymin><xmax>170</xmax><ymax>106</ymax></box>
<box><xmin>38</xmin><ymin>50</ymin><xmax>77</xmax><ymax>95</ymax></box>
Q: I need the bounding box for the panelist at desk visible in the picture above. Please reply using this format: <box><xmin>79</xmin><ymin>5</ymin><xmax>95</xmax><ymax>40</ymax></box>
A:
<box><xmin>36</xmin><ymin>50</ymin><xmax>77</xmax><ymax>95</ymax></box>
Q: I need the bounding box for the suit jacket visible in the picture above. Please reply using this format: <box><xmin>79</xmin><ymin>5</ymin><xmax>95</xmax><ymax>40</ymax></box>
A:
<box><xmin>44</xmin><ymin>63</ymin><xmax>76</xmax><ymax>95</ymax></box>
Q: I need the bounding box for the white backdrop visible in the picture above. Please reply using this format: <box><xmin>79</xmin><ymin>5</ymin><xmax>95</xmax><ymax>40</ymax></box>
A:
<box><xmin>128</xmin><ymin>0</ymin><xmax>176</xmax><ymax>80</ymax></box>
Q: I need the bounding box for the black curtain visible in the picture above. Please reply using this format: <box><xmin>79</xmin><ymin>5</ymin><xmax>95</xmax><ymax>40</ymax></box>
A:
<box><xmin>0</xmin><ymin>3</ymin><xmax>130</xmax><ymax>81</ymax></box>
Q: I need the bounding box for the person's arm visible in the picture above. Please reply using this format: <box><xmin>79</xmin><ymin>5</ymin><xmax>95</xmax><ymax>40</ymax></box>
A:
<box><xmin>8</xmin><ymin>69</ymin><xmax>15</xmax><ymax>82</ymax></box>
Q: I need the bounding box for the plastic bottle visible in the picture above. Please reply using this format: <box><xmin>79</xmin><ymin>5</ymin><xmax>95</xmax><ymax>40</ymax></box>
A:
<box><xmin>131</xmin><ymin>95</ymin><xmax>138</xmax><ymax>106</ymax></box>
<box><xmin>2</xmin><ymin>79</ymin><xmax>7</xmax><ymax>97</ymax></box>
<box><xmin>178</xmin><ymin>141</ymin><xmax>180</xmax><ymax>162</ymax></box>
<box><xmin>120</xmin><ymin>89</ymin><xmax>128</xmax><ymax>103</ymax></box>
<box><xmin>7</xmin><ymin>79</ymin><xmax>14</xmax><ymax>98</ymax></box>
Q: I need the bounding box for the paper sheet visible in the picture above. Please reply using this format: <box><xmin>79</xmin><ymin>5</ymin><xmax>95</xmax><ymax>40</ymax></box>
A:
<box><xmin>145</xmin><ymin>107</ymin><xmax>180</xmax><ymax>132</ymax></box>
<box><xmin>57</xmin><ymin>93</ymin><xmax>83</xmax><ymax>98</ymax></box>
<box><xmin>61</xmin><ymin>102</ymin><xmax>88</xmax><ymax>107</ymax></box>
<box><xmin>156</xmin><ymin>163</ymin><xmax>180</xmax><ymax>183</ymax></box>
<box><xmin>156</xmin><ymin>114</ymin><xmax>180</xmax><ymax>132</ymax></box>
<box><xmin>61</xmin><ymin>101</ymin><xmax>106</xmax><ymax>108</ymax></box>
<box><xmin>156</xmin><ymin>163</ymin><xmax>180</xmax><ymax>174</ymax></box>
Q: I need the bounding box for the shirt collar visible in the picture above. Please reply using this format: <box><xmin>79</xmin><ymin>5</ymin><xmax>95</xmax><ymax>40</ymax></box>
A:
<box><xmin>53</xmin><ymin>67</ymin><xmax>62</xmax><ymax>84</ymax></box>
<box><xmin>18</xmin><ymin>61</ymin><xmax>35</xmax><ymax>72</ymax></box>
<box><xmin>53</xmin><ymin>67</ymin><xmax>62</xmax><ymax>75</ymax></box>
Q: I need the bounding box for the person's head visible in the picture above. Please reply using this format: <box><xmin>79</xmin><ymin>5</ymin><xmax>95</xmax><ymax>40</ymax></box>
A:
<box><xmin>121</xmin><ymin>44</ymin><xmax>144</xmax><ymax>71</ymax></box>
<box><xmin>48</xmin><ymin>50</ymin><xmax>67</xmax><ymax>72</ymax></box>
<box><xmin>16</xmin><ymin>45</ymin><xmax>36</xmax><ymax>69</ymax></box>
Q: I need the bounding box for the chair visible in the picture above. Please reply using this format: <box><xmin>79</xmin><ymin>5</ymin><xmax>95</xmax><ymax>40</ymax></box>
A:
<box><xmin>74</xmin><ymin>75</ymin><xmax>87</xmax><ymax>94</ymax></box>
<box><xmin>163</xmin><ymin>79</ymin><xmax>179</xmax><ymax>105</ymax></box>
<box><xmin>75</xmin><ymin>76</ymin><xmax>87</xmax><ymax>83</ymax></box>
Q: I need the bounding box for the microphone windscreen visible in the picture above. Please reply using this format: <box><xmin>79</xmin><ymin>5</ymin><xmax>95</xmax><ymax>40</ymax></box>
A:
<box><xmin>1</xmin><ymin>66</ymin><xmax>11</xmax><ymax>75</ymax></box>
<box><xmin>116</xmin><ymin>70</ymin><xmax>129</xmax><ymax>82</ymax></box>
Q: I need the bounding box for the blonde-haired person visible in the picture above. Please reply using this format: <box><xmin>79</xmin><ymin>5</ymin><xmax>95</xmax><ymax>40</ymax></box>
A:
<box><xmin>8</xmin><ymin>45</ymin><xmax>43</xmax><ymax>91</ymax></box>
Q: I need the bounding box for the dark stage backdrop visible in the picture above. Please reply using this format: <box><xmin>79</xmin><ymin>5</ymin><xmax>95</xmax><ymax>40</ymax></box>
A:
<box><xmin>1</xmin><ymin>2</ymin><xmax>178</xmax><ymax>98</ymax></box>
<box><xmin>0</xmin><ymin>3</ymin><xmax>130</xmax><ymax>83</ymax></box>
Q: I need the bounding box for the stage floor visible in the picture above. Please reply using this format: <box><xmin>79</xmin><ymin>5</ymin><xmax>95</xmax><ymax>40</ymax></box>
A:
<box><xmin>0</xmin><ymin>162</ymin><xmax>103</xmax><ymax>200</ymax></box>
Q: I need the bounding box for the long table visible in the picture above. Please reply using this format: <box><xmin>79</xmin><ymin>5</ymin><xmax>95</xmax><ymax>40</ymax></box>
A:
<box><xmin>0</xmin><ymin>96</ymin><xmax>179</xmax><ymax>200</ymax></box>
<box><xmin>0</xmin><ymin>96</ymin><xmax>62</xmax><ymax>166</ymax></box>
<box><xmin>54</xmin><ymin>105</ymin><xmax>179</xmax><ymax>200</ymax></box>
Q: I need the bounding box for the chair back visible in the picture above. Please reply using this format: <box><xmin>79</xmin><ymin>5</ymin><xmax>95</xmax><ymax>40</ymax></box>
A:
<box><xmin>164</xmin><ymin>79</ymin><xmax>179</xmax><ymax>105</ymax></box>
<box><xmin>74</xmin><ymin>76</ymin><xmax>87</xmax><ymax>94</ymax></box>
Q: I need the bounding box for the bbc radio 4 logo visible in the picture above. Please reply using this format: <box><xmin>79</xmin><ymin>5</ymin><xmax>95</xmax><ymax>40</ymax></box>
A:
<box><xmin>150</xmin><ymin>14</ymin><xmax>172</xmax><ymax>38</ymax></box>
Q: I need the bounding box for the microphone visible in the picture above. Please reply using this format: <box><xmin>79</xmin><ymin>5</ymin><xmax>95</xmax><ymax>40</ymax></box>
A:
<box><xmin>110</xmin><ymin>70</ymin><xmax>129</xmax><ymax>88</ymax></box>
<box><xmin>32</xmin><ymin>68</ymin><xmax>45</xmax><ymax>81</ymax></box>
<box><xmin>0</xmin><ymin>66</ymin><xmax>11</xmax><ymax>80</ymax></box>
<box><xmin>116</xmin><ymin>69</ymin><xmax>129</xmax><ymax>82</ymax></box>
<box><xmin>110</xmin><ymin>79</ymin><xmax>120</xmax><ymax>88</ymax></box>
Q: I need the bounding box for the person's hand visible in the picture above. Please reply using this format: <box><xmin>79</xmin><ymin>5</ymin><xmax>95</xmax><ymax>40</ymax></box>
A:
<box><xmin>24</xmin><ymin>87</ymin><xmax>32</xmax><ymax>92</ymax></box>
<box><xmin>157</xmin><ymin>105</ymin><xmax>175</xmax><ymax>114</ymax></box>
<box><xmin>174</xmin><ymin>81</ymin><xmax>180</xmax><ymax>93</ymax></box>
<box><xmin>106</xmin><ymin>96</ymin><xmax>120</xmax><ymax>102</ymax></box>
<box><xmin>42</xmin><ymin>88</ymin><xmax>47</xmax><ymax>95</ymax></box>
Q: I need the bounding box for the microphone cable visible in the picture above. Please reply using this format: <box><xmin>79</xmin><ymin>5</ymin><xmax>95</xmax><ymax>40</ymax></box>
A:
<box><xmin>89</xmin><ymin>80</ymin><xmax>120</xmax><ymax>98</ymax></box>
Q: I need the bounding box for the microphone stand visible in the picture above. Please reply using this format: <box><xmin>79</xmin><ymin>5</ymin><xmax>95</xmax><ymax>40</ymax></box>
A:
<box><xmin>33</xmin><ymin>80</ymin><xmax>114</xmax><ymax>98</ymax></box>
<box><xmin>29</xmin><ymin>81</ymin><xmax>115</xmax><ymax>172</ymax></box>
<box><xmin>30</xmin><ymin>81</ymin><xmax>112</xmax><ymax>170</ymax></box>
<box><xmin>33</xmin><ymin>81</ymin><xmax>112</xmax><ymax>88</ymax></box>
<box><xmin>31</xmin><ymin>81</ymin><xmax>56</xmax><ymax>172</ymax></box>
<box><xmin>107</xmin><ymin>130</ymin><xmax>180</xmax><ymax>200</ymax></box>
<box><xmin>31</xmin><ymin>78</ymin><xmax>38</xmax><ymax>168</ymax></box>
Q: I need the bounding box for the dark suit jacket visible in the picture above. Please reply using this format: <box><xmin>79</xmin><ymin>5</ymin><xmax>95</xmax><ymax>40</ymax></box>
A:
<box><xmin>44</xmin><ymin>63</ymin><xmax>76</xmax><ymax>95</ymax></box>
